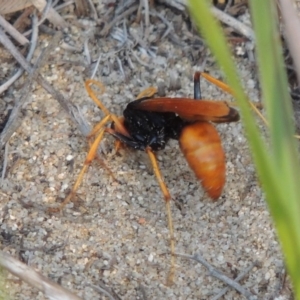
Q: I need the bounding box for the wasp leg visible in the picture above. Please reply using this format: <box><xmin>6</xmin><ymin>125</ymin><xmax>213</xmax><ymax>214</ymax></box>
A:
<box><xmin>194</xmin><ymin>72</ymin><xmax>202</xmax><ymax>100</ymax></box>
<box><xmin>85</xmin><ymin>80</ymin><xmax>133</xmax><ymax>179</ymax></box>
<box><xmin>146</xmin><ymin>147</ymin><xmax>176</xmax><ymax>286</ymax></box>
<box><xmin>48</xmin><ymin>115</ymin><xmax>112</xmax><ymax>212</ymax></box>
<box><xmin>106</xmin><ymin>129</ymin><xmax>146</xmax><ymax>151</ymax></box>
<box><xmin>114</xmin><ymin>140</ymin><xmax>123</xmax><ymax>153</ymax></box>
<box><xmin>85</xmin><ymin>79</ymin><xmax>130</xmax><ymax>137</ymax></box>
<box><xmin>200</xmin><ymin>72</ymin><xmax>267</xmax><ymax>126</ymax></box>
<box><xmin>85</xmin><ymin>79</ymin><xmax>110</xmax><ymax>116</ymax></box>
<box><xmin>200</xmin><ymin>72</ymin><xmax>233</xmax><ymax>94</ymax></box>
<box><xmin>136</xmin><ymin>87</ymin><xmax>158</xmax><ymax>100</ymax></box>
<box><xmin>89</xmin><ymin>135</ymin><xmax>119</xmax><ymax>184</ymax></box>
<box><xmin>104</xmin><ymin>128</ymin><xmax>176</xmax><ymax>285</ymax></box>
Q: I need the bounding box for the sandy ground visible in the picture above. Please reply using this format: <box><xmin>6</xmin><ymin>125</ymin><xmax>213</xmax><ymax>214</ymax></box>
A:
<box><xmin>0</xmin><ymin>5</ymin><xmax>292</xmax><ymax>300</ymax></box>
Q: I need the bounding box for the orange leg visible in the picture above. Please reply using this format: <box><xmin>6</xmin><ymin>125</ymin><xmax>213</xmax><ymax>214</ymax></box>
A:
<box><xmin>49</xmin><ymin>80</ymin><xmax>131</xmax><ymax>212</ymax></box>
<box><xmin>146</xmin><ymin>147</ymin><xmax>175</xmax><ymax>286</ymax></box>
<box><xmin>200</xmin><ymin>72</ymin><xmax>233</xmax><ymax>94</ymax></box>
<box><xmin>51</xmin><ymin>80</ymin><xmax>177</xmax><ymax>285</ymax></box>
<box><xmin>201</xmin><ymin>72</ymin><xmax>268</xmax><ymax>126</ymax></box>
<box><xmin>114</xmin><ymin>140</ymin><xmax>123</xmax><ymax>153</ymax></box>
<box><xmin>61</xmin><ymin>128</ymin><xmax>106</xmax><ymax>210</ymax></box>
<box><xmin>85</xmin><ymin>79</ymin><xmax>130</xmax><ymax>137</ymax></box>
<box><xmin>49</xmin><ymin>116</ymin><xmax>111</xmax><ymax>212</ymax></box>
<box><xmin>87</xmin><ymin>137</ymin><xmax>119</xmax><ymax>183</ymax></box>
<box><xmin>136</xmin><ymin>86</ymin><xmax>157</xmax><ymax>99</ymax></box>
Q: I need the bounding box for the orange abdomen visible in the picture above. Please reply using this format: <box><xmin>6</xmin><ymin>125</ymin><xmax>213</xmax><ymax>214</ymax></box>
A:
<box><xmin>179</xmin><ymin>122</ymin><xmax>225</xmax><ymax>200</ymax></box>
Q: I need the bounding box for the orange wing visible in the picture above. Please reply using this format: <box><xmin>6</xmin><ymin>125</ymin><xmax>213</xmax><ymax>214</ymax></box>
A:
<box><xmin>131</xmin><ymin>98</ymin><xmax>239</xmax><ymax>123</ymax></box>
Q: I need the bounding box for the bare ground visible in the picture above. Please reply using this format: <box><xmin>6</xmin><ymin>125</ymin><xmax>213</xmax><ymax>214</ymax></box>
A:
<box><xmin>0</xmin><ymin>3</ymin><xmax>292</xmax><ymax>299</ymax></box>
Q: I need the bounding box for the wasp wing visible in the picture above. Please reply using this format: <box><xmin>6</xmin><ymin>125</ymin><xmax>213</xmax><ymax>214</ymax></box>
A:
<box><xmin>130</xmin><ymin>98</ymin><xmax>239</xmax><ymax>123</ymax></box>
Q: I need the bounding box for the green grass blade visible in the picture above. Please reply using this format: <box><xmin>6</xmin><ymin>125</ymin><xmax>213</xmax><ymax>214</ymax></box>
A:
<box><xmin>250</xmin><ymin>0</ymin><xmax>300</xmax><ymax>295</ymax></box>
<box><xmin>188</xmin><ymin>0</ymin><xmax>268</xmax><ymax>169</ymax></box>
<box><xmin>188</xmin><ymin>0</ymin><xmax>300</xmax><ymax>297</ymax></box>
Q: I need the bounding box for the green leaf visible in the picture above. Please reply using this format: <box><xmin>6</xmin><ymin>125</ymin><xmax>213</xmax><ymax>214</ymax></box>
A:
<box><xmin>189</xmin><ymin>0</ymin><xmax>300</xmax><ymax>297</ymax></box>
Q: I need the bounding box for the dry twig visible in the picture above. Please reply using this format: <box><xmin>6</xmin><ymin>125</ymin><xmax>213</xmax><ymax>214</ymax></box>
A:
<box><xmin>0</xmin><ymin>250</ymin><xmax>82</xmax><ymax>300</ymax></box>
<box><xmin>176</xmin><ymin>252</ymin><xmax>257</xmax><ymax>299</ymax></box>
<box><xmin>0</xmin><ymin>0</ymin><xmax>32</xmax><ymax>14</ymax></box>
<box><xmin>87</xmin><ymin>282</ymin><xmax>120</xmax><ymax>300</ymax></box>
<box><xmin>23</xmin><ymin>0</ymin><xmax>53</xmax><ymax>36</ymax></box>
<box><xmin>150</xmin><ymin>11</ymin><xmax>173</xmax><ymax>39</ymax></box>
<box><xmin>55</xmin><ymin>0</ymin><xmax>75</xmax><ymax>12</ymax></box>
<box><xmin>0</xmin><ymin>29</ymin><xmax>56</xmax><ymax>148</ymax></box>
<box><xmin>31</xmin><ymin>0</ymin><xmax>67</xmax><ymax>28</ymax></box>
<box><xmin>212</xmin><ymin>261</ymin><xmax>261</xmax><ymax>300</ymax></box>
<box><xmin>100</xmin><ymin>4</ymin><xmax>139</xmax><ymax>36</ymax></box>
<box><xmin>1</xmin><ymin>143</ymin><xmax>9</xmax><ymax>182</ymax></box>
<box><xmin>0</xmin><ymin>13</ymin><xmax>38</xmax><ymax>95</ymax></box>
<box><xmin>0</xmin><ymin>14</ymin><xmax>29</xmax><ymax>45</ymax></box>
<box><xmin>115</xmin><ymin>0</ymin><xmax>137</xmax><ymax>15</ymax></box>
<box><xmin>0</xmin><ymin>28</ymin><xmax>91</xmax><ymax>150</ymax></box>
<box><xmin>0</xmin><ymin>71</ymin><xmax>38</xmax><ymax>148</ymax></box>
<box><xmin>211</xmin><ymin>6</ymin><xmax>255</xmax><ymax>41</ymax></box>
<box><xmin>278</xmin><ymin>0</ymin><xmax>300</xmax><ymax>87</ymax></box>
<box><xmin>157</xmin><ymin>0</ymin><xmax>254</xmax><ymax>41</ymax></box>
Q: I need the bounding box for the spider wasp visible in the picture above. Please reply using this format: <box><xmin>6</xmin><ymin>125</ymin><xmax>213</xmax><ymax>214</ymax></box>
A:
<box><xmin>51</xmin><ymin>71</ymin><xmax>240</xmax><ymax>284</ymax></box>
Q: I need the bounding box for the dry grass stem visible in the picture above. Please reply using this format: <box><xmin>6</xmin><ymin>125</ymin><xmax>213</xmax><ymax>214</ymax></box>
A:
<box><xmin>278</xmin><ymin>0</ymin><xmax>300</xmax><ymax>87</ymax></box>
<box><xmin>176</xmin><ymin>252</ymin><xmax>257</xmax><ymax>299</ymax></box>
<box><xmin>0</xmin><ymin>13</ymin><xmax>38</xmax><ymax>94</ymax></box>
<box><xmin>31</xmin><ymin>0</ymin><xmax>67</xmax><ymax>28</ymax></box>
<box><xmin>0</xmin><ymin>14</ymin><xmax>29</xmax><ymax>45</ymax></box>
<box><xmin>211</xmin><ymin>6</ymin><xmax>255</xmax><ymax>41</ymax></box>
<box><xmin>0</xmin><ymin>0</ymin><xmax>32</xmax><ymax>14</ymax></box>
<box><xmin>0</xmin><ymin>29</ymin><xmax>91</xmax><ymax>141</ymax></box>
<box><xmin>0</xmin><ymin>28</ymin><xmax>56</xmax><ymax>147</ymax></box>
<box><xmin>212</xmin><ymin>261</ymin><xmax>261</xmax><ymax>300</ymax></box>
<box><xmin>100</xmin><ymin>5</ymin><xmax>139</xmax><ymax>36</ymax></box>
<box><xmin>87</xmin><ymin>282</ymin><xmax>120</xmax><ymax>300</ymax></box>
<box><xmin>0</xmin><ymin>250</ymin><xmax>82</xmax><ymax>300</ymax></box>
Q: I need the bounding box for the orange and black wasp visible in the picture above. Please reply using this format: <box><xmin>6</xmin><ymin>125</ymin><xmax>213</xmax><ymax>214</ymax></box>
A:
<box><xmin>52</xmin><ymin>71</ymin><xmax>240</xmax><ymax>284</ymax></box>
